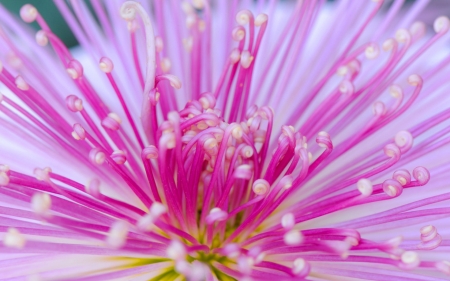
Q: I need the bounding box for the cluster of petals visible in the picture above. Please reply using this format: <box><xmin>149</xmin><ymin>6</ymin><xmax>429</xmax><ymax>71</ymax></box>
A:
<box><xmin>0</xmin><ymin>0</ymin><xmax>448</xmax><ymax>280</ymax></box>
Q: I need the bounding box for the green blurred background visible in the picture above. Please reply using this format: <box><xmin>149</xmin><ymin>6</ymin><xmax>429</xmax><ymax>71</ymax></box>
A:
<box><xmin>0</xmin><ymin>0</ymin><xmax>78</xmax><ymax>47</ymax></box>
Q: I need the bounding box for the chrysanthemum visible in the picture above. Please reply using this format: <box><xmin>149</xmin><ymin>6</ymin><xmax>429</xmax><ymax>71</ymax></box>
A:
<box><xmin>0</xmin><ymin>0</ymin><xmax>449</xmax><ymax>280</ymax></box>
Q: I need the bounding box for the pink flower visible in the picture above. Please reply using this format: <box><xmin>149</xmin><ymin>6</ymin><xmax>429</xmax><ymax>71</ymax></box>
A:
<box><xmin>0</xmin><ymin>0</ymin><xmax>449</xmax><ymax>280</ymax></box>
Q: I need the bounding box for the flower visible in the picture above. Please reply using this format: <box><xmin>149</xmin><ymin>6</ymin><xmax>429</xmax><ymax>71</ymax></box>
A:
<box><xmin>0</xmin><ymin>0</ymin><xmax>449</xmax><ymax>280</ymax></box>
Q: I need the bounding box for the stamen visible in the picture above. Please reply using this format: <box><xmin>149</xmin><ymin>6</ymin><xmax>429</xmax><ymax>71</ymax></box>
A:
<box><xmin>384</xmin><ymin>143</ymin><xmax>401</xmax><ymax>159</ymax></box>
<box><xmin>292</xmin><ymin>258</ymin><xmax>310</xmax><ymax>277</ymax></box>
<box><xmin>206</xmin><ymin>208</ymin><xmax>228</xmax><ymax>224</ymax></box>
<box><xmin>407</xmin><ymin>74</ymin><xmax>421</xmax><ymax>86</ymax></box>
<box><xmin>394</xmin><ymin>131</ymin><xmax>413</xmax><ymax>152</ymax></box>
<box><xmin>160</xmin><ymin>131</ymin><xmax>176</xmax><ymax>149</ymax></box>
<box><xmin>395</xmin><ymin>29</ymin><xmax>411</xmax><ymax>44</ymax></box>
<box><xmin>137</xmin><ymin>214</ymin><xmax>155</xmax><ymax>232</ymax></box>
<box><xmin>111</xmin><ymin>150</ymin><xmax>127</xmax><ymax>165</ymax></box>
<box><xmin>71</xmin><ymin>123</ymin><xmax>86</xmax><ymax>140</ymax></box>
<box><xmin>89</xmin><ymin>148</ymin><xmax>106</xmax><ymax>165</ymax></box>
<box><xmin>150</xmin><ymin>202</ymin><xmax>167</xmax><ymax>217</ymax></box>
<box><xmin>31</xmin><ymin>192</ymin><xmax>51</xmax><ymax>215</ymax></box>
<box><xmin>254</xmin><ymin>14</ymin><xmax>268</xmax><ymax>27</ymax></box>
<box><xmin>412</xmin><ymin>166</ymin><xmax>430</xmax><ymax>185</ymax></box>
<box><xmin>35</xmin><ymin>30</ymin><xmax>48</xmax><ymax>46</ymax></box>
<box><xmin>365</xmin><ymin>43</ymin><xmax>379</xmax><ymax>59</ymax></box>
<box><xmin>155</xmin><ymin>36</ymin><xmax>163</xmax><ymax>52</ymax></box>
<box><xmin>85</xmin><ymin>179</ymin><xmax>101</xmax><ymax>198</ymax></box>
<box><xmin>186</xmin><ymin>14</ymin><xmax>196</xmax><ymax>29</ymax></box>
<box><xmin>236</xmin><ymin>10</ymin><xmax>252</xmax><ymax>26</ymax></box>
<box><xmin>237</xmin><ymin>255</ymin><xmax>254</xmax><ymax>275</ymax></box>
<box><xmin>420</xmin><ymin>225</ymin><xmax>437</xmax><ymax>241</ymax></box>
<box><xmin>240</xmin><ymin>50</ymin><xmax>253</xmax><ymax>68</ymax></box>
<box><xmin>150</xmin><ymin>90</ymin><xmax>160</xmax><ymax>105</ymax></box>
<box><xmin>127</xmin><ymin>20</ymin><xmax>138</xmax><ymax>32</ymax></box>
<box><xmin>231</xmin><ymin>124</ymin><xmax>243</xmax><ymax>139</ymax></box>
<box><xmin>5</xmin><ymin>52</ymin><xmax>22</xmax><ymax>69</ymax></box>
<box><xmin>409</xmin><ymin>21</ymin><xmax>426</xmax><ymax>41</ymax></box>
<box><xmin>284</xmin><ymin>230</ymin><xmax>303</xmax><ymax>245</ymax></box>
<box><xmin>0</xmin><ymin>168</ymin><xmax>10</xmax><ymax>186</ymax></box>
<box><xmin>240</xmin><ymin>145</ymin><xmax>253</xmax><ymax>158</ymax></box>
<box><xmin>3</xmin><ymin>228</ymin><xmax>26</xmax><ymax>249</ymax></box>
<box><xmin>167</xmin><ymin>240</ymin><xmax>187</xmax><ymax>261</ymax></box>
<box><xmin>252</xmin><ymin>179</ymin><xmax>269</xmax><ymax>196</ymax></box>
<box><xmin>339</xmin><ymin>80</ymin><xmax>354</xmax><ymax>95</ymax></box>
<box><xmin>382</xmin><ymin>38</ymin><xmax>396</xmax><ymax>51</ymax></box>
<box><xmin>33</xmin><ymin>167</ymin><xmax>51</xmax><ymax>181</ymax></box>
<box><xmin>142</xmin><ymin>146</ymin><xmax>158</xmax><ymax>160</ymax></box>
<box><xmin>389</xmin><ymin>85</ymin><xmax>402</xmax><ymax>98</ymax></box>
<box><xmin>19</xmin><ymin>4</ymin><xmax>38</xmax><ymax>23</ymax></box>
<box><xmin>137</xmin><ymin>202</ymin><xmax>167</xmax><ymax>231</ymax></box>
<box><xmin>281</xmin><ymin>213</ymin><xmax>295</xmax><ymax>230</ymax></box>
<box><xmin>382</xmin><ymin>179</ymin><xmax>403</xmax><ymax>197</ymax></box>
<box><xmin>183</xmin><ymin>37</ymin><xmax>193</xmax><ymax>51</ymax></box>
<box><xmin>0</xmin><ymin>164</ymin><xmax>9</xmax><ymax>173</ymax></box>
<box><xmin>232</xmin><ymin>27</ymin><xmax>245</xmax><ymax>41</ymax></box>
<box><xmin>191</xmin><ymin>0</ymin><xmax>204</xmax><ymax>9</ymax></box>
<box><xmin>222</xmin><ymin>243</ymin><xmax>241</xmax><ymax>258</ymax></box>
<box><xmin>199</xmin><ymin>92</ymin><xmax>216</xmax><ymax>110</ymax></box>
<box><xmin>316</xmin><ymin>131</ymin><xmax>332</xmax><ymax>148</ymax></box>
<box><xmin>156</xmin><ymin>74</ymin><xmax>182</xmax><ymax>89</ymax></box>
<box><xmin>160</xmin><ymin>58</ymin><xmax>171</xmax><ymax>72</ymax></box>
<box><xmin>66</xmin><ymin>59</ymin><xmax>83</xmax><ymax>79</ymax></box>
<box><xmin>15</xmin><ymin>75</ymin><xmax>29</xmax><ymax>91</ymax></box>
<box><xmin>232</xmin><ymin>164</ymin><xmax>252</xmax><ymax>180</ymax></box>
<box><xmin>66</xmin><ymin>95</ymin><xmax>83</xmax><ymax>112</ymax></box>
<box><xmin>436</xmin><ymin>261</ymin><xmax>450</xmax><ymax>275</ymax></box>
<box><xmin>203</xmin><ymin>137</ymin><xmax>218</xmax><ymax>152</ymax></box>
<box><xmin>120</xmin><ymin>1</ymin><xmax>155</xmax><ymax>94</ymax></box>
<box><xmin>392</xmin><ymin>169</ymin><xmax>411</xmax><ymax>186</ymax></box>
<box><xmin>99</xmin><ymin>57</ymin><xmax>146</xmax><ymax>148</ymax></box>
<box><xmin>174</xmin><ymin>260</ymin><xmax>191</xmax><ymax>276</ymax></box>
<box><xmin>400</xmin><ymin>251</ymin><xmax>420</xmax><ymax>269</ymax></box>
<box><xmin>373</xmin><ymin>101</ymin><xmax>386</xmax><ymax>116</ymax></box>
<box><xmin>357</xmin><ymin>178</ymin><xmax>373</xmax><ymax>198</ymax></box>
<box><xmin>433</xmin><ymin>16</ymin><xmax>450</xmax><ymax>33</ymax></box>
<box><xmin>181</xmin><ymin>1</ymin><xmax>194</xmax><ymax>14</ymax></box>
<box><xmin>106</xmin><ymin>221</ymin><xmax>129</xmax><ymax>249</ymax></box>
<box><xmin>99</xmin><ymin>57</ymin><xmax>114</xmax><ymax>73</ymax></box>
<box><xmin>101</xmin><ymin>113</ymin><xmax>122</xmax><ymax>131</ymax></box>
<box><xmin>417</xmin><ymin>225</ymin><xmax>442</xmax><ymax>250</ymax></box>
<box><xmin>230</xmin><ymin>49</ymin><xmax>241</xmax><ymax>64</ymax></box>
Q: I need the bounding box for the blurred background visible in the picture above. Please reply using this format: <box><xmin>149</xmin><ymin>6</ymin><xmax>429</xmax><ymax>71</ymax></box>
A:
<box><xmin>0</xmin><ymin>0</ymin><xmax>78</xmax><ymax>47</ymax></box>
